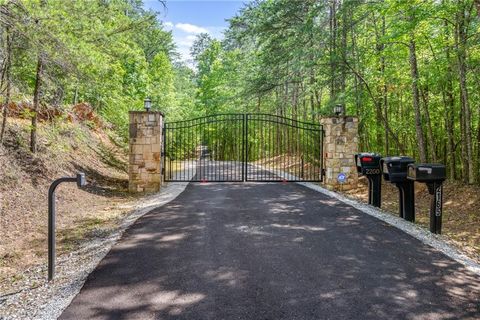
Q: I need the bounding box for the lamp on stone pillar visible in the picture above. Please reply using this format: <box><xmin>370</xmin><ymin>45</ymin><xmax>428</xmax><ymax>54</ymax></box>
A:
<box><xmin>144</xmin><ymin>97</ymin><xmax>151</xmax><ymax>112</ymax></box>
<box><xmin>334</xmin><ymin>104</ymin><xmax>345</xmax><ymax>117</ymax></box>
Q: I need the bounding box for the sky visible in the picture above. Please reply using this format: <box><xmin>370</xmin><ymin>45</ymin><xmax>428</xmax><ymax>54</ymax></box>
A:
<box><xmin>143</xmin><ymin>0</ymin><xmax>248</xmax><ymax>64</ymax></box>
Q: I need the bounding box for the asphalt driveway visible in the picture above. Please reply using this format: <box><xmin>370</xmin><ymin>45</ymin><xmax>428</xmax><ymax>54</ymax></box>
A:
<box><xmin>60</xmin><ymin>182</ymin><xmax>480</xmax><ymax>320</ymax></box>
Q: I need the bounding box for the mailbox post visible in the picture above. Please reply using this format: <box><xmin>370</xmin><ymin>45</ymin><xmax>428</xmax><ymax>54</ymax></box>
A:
<box><xmin>355</xmin><ymin>153</ymin><xmax>382</xmax><ymax>207</ymax></box>
<box><xmin>48</xmin><ymin>173</ymin><xmax>86</xmax><ymax>281</ymax></box>
<box><xmin>407</xmin><ymin>164</ymin><xmax>446</xmax><ymax>234</ymax></box>
<box><xmin>380</xmin><ymin>156</ymin><xmax>415</xmax><ymax>222</ymax></box>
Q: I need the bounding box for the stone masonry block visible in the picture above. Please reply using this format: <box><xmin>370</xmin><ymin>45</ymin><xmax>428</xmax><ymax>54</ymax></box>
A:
<box><xmin>321</xmin><ymin>116</ymin><xmax>358</xmax><ymax>191</ymax></box>
<box><xmin>130</xmin><ymin>112</ymin><xmax>358</xmax><ymax>192</ymax></box>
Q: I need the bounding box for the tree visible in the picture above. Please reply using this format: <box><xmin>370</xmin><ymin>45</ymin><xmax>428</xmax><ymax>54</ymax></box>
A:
<box><xmin>0</xmin><ymin>25</ymin><xmax>12</xmax><ymax>143</ymax></box>
<box><xmin>455</xmin><ymin>0</ymin><xmax>475</xmax><ymax>183</ymax></box>
<box><xmin>0</xmin><ymin>0</ymin><xmax>26</xmax><ymax>142</ymax></box>
<box><xmin>190</xmin><ymin>33</ymin><xmax>213</xmax><ymax>63</ymax></box>
<box><xmin>219</xmin><ymin>0</ymin><xmax>479</xmax><ymax>183</ymax></box>
<box><xmin>148</xmin><ymin>51</ymin><xmax>175</xmax><ymax>113</ymax></box>
<box><xmin>0</xmin><ymin>0</ymin><xmax>177</xmax><ymax>141</ymax></box>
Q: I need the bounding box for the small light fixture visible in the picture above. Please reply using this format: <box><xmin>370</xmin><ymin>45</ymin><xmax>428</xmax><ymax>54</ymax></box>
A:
<box><xmin>144</xmin><ymin>98</ymin><xmax>151</xmax><ymax>112</ymax></box>
<box><xmin>334</xmin><ymin>104</ymin><xmax>345</xmax><ymax>116</ymax></box>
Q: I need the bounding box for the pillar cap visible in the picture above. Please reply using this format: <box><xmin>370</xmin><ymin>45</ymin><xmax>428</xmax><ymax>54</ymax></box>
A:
<box><xmin>129</xmin><ymin>110</ymin><xmax>165</xmax><ymax>116</ymax></box>
<box><xmin>320</xmin><ymin>116</ymin><xmax>358</xmax><ymax>123</ymax></box>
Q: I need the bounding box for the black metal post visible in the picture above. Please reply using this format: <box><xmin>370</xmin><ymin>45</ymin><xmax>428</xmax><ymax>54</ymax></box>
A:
<box><xmin>245</xmin><ymin>114</ymin><xmax>248</xmax><ymax>181</ymax></box>
<box><xmin>368</xmin><ymin>177</ymin><xmax>372</xmax><ymax>204</ymax></box>
<box><xmin>427</xmin><ymin>182</ymin><xmax>443</xmax><ymax>234</ymax></box>
<box><xmin>48</xmin><ymin>173</ymin><xmax>85</xmax><ymax>281</ymax></box>
<box><xmin>396</xmin><ymin>185</ymin><xmax>404</xmax><ymax>218</ymax></box>
<box><xmin>242</xmin><ymin>114</ymin><xmax>246</xmax><ymax>181</ymax></box>
<box><xmin>402</xmin><ymin>181</ymin><xmax>415</xmax><ymax>222</ymax></box>
<box><xmin>301</xmin><ymin>156</ymin><xmax>304</xmax><ymax>179</ymax></box>
<box><xmin>396</xmin><ymin>181</ymin><xmax>415</xmax><ymax>222</ymax></box>
<box><xmin>367</xmin><ymin>174</ymin><xmax>382</xmax><ymax>207</ymax></box>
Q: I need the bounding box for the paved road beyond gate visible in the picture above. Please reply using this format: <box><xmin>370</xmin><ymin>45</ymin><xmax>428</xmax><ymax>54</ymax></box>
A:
<box><xmin>163</xmin><ymin>114</ymin><xmax>323</xmax><ymax>182</ymax></box>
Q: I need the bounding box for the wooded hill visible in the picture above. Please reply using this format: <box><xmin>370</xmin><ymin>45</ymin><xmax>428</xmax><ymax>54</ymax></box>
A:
<box><xmin>0</xmin><ymin>0</ymin><xmax>196</xmax><ymax>143</ymax></box>
<box><xmin>1</xmin><ymin>0</ymin><xmax>480</xmax><ymax>185</ymax></box>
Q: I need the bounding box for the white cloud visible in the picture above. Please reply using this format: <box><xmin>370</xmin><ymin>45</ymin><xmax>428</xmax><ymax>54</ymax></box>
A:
<box><xmin>165</xmin><ymin>22</ymin><xmax>227</xmax><ymax>66</ymax></box>
<box><xmin>177</xmin><ymin>46</ymin><xmax>193</xmax><ymax>66</ymax></box>
<box><xmin>177</xmin><ymin>35</ymin><xmax>197</xmax><ymax>47</ymax></box>
<box><xmin>175</xmin><ymin>23</ymin><xmax>209</xmax><ymax>34</ymax></box>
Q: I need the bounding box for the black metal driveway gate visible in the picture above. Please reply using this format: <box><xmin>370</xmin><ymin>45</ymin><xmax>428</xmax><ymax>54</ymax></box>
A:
<box><xmin>163</xmin><ymin>114</ymin><xmax>323</xmax><ymax>182</ymax></box>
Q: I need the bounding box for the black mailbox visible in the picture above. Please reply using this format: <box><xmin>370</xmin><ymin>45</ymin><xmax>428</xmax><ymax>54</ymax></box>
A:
<box><xmin>355</xmin><ymin>153</ymin><xmax>382</xmax><ymax>207</ymax></box>
<box><xmin>77</xmin><ymin>173</ymin><xmax>86</xmax><ymax>188</ymax></box>
<box><xmin>407</xmin><ymin>164</ymin><xmax>446</xmax><ymax>183</ymax></box>
<box><xmin>408</xmin><ymin>164</ymin><xmax>446</xmax><ymax>234</ymax></box>
<box><xmin>380</xmin><ymin>156</ymin><xmax>415</xmax><ymax>222</ymax></box>
<box><xmin>381</xmin><ymin>156</ymin><xmax>415</xmax><ymax>183</ymax></box>
<box><xmin>355</xmin><ymin>153</ymin><xmax>382</xmax><ymax>174</ymax></box>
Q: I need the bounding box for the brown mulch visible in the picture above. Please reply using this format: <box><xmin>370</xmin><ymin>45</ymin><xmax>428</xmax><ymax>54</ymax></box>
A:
<box><xmin>4</xmin><ymin>102</ymin><xmax>104</xmax><ymax>127</ymax></box>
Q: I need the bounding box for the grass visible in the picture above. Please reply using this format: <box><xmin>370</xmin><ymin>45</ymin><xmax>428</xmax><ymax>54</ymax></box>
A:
<box><xmin>94</xmin><ymin>142</ymin><xmax>128</xmax><ymax>173</ymax></box>
<box><xmin>57</xmin><ymin>217</ymin><xmax>113</xmax><ymax>253</ymax></box>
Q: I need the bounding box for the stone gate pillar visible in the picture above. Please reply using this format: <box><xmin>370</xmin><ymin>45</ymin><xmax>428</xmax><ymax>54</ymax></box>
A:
<box><xmin>128</xmin><ymin>111</ymin><xmax>163</xmax><ymax>193</ymax></box>
<box><xmin>320</xmin><ymin>116</ymin><xmax>359</xmax><ymax>191</ymax></box>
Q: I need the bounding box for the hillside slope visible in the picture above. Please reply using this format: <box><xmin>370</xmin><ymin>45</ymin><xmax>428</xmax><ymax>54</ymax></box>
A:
<box><xmin>0</xmin><ymin>112</ymin><xmax>137</xmax><ymax>291</ymax></box>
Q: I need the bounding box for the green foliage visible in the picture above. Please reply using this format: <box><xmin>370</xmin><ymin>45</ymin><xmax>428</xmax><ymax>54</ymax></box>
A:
<box><xmin>148</xmin><ymin>52</ymin><xmax>175</xmax><ymax>112</ymax></box>
<box><xmin>190</xmin><ymin>0</ymin><xmax>480</xmax><ymax>184</ymax></box>
<box><xmin>2</xmin><ymin>0</ymin><xmax>479</xmax><ymax>183</ymax></box>
<box><xmin>0</xmin><ymin>0</ymin><xmax>194</xmax><ymax>140</ymax></box>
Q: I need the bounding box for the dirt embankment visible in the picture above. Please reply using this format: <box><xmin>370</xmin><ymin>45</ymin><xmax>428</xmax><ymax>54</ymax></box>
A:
<box><xmin>0</xmin><ymin>113</ymin><xmax>138</xmax><ymax>294</ymax></box>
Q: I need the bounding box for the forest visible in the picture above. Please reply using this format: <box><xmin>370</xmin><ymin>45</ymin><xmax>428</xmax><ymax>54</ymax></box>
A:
<box><xmin>1</xmin><ymin>0</ymin><xmax>480</xmax><ymax>184</ymax></box>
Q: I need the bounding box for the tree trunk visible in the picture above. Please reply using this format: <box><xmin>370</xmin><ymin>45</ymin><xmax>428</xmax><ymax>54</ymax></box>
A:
<box><xmin>0</xmin><ymin>26</ymin><xmax>12</xmax><ymax>143</ymax></box>
<box><xmin>381</xmin><ymin>17</ymin><xmax>389</xmax><ymax>155</ymax></box>
<box><xmin>31</xmin><ymin>55</ymin><xmax>44</xmax><ymax>153</ymax></box>
<box><xmin>292</xmin><ymin>80</ymin><xmax>298</xmax><ymax>121</ymax></box>
<box><xmin>477</xmin><ymin>109</ymin><xmax>480</xmax><ymax>182</ymax></box>
<box><xmin>350</xmin><ymin>24</ymin><xmax>364</xmax><ymax>146</ymax></box>
<box><xmin>421</xmin><ymin>85</ymin><xmax>437</xmax><ymax>162</ymax></box>
<box><xmin>456</xmin><ymin>4</ymin><xmax>475</xmax><ymax>183</ymax></box>
<box><xmin>444</xmin><ymin>74</ymin><xmax>457</xmax><ymax>180</ymax></box>
<box><xmin>439</xmin><ymin>17</ymin><xmax>457</xmax><ymax>180</ymax></box>
<box><xmin>310</xmin><ymin>72</ymin><xmax>315</xmax><ymax>121</ymax></box>
<box><xmin>329</xmin><ymin>0</ymin><xmax>338</xmax><ymax>101</ymax></box>
<box><xmin>309</xmin><ymin>31</ymin><xmax>316</xmax><ymax>122</ymax></box>
<box><xmin>374</xmin><ymin>13</ymin><xmax>388</xmax><ymax>154</ymax></box>
<box><xmin>408</xmin><ymin>37</ymin><xmax>427</xmax><ymax>162</ymax></box>
<box><xmin>340</xmin><ymin>1</ymin><xmax>347</xmax><ymax>95</ymax></box>
<box><xmin>72</xmin><ymin>86</ymin><xmax>78</xmax><ymax>105</ymax></box>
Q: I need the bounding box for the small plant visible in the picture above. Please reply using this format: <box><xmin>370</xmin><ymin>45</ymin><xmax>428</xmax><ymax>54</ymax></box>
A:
<box><xmin>19</xmin><ymin>108</ymin><xmax>35</xmax><ymax>120</ymax></box>
<box><xmin>11</xmin><ymin>273</ymin><xmax>24</xmax><ymax>283</ymax></box>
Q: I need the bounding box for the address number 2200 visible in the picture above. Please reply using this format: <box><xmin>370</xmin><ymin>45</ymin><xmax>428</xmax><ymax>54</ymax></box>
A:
<box><xmin>365</xmin><ymin>169</ymin><xmax>381</xmax><ymax>175</ymax></box>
